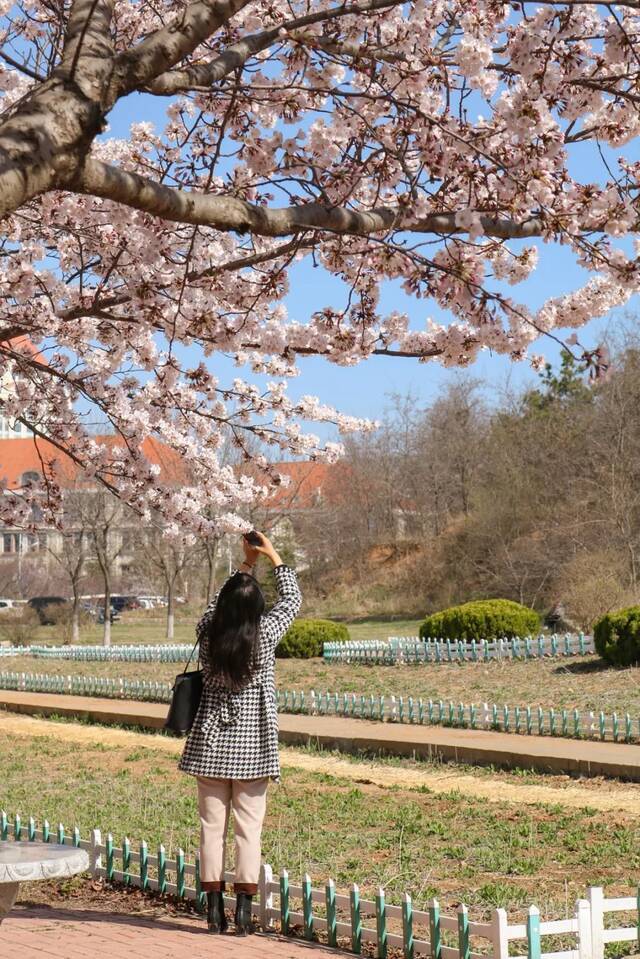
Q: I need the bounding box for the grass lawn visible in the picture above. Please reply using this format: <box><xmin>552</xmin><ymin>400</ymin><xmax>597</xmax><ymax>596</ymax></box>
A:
<box><xmin>1</xmin><ymin>729</ymin><xmax>639</xmax><ymax>934</ymax></box>
<box><xmin>0</xmin><ymin>615</ymin><xmax>423</xmax><ymax>647</ymax></box>
<box><xmin>0</xmin><ymin>618</ymin><xmax>198</xmax><ymax>647</ymax></box>
<box><xmin>4</xmin><ymin>652</ymin><xmax>640</xmax><ymax>715</ymax></box>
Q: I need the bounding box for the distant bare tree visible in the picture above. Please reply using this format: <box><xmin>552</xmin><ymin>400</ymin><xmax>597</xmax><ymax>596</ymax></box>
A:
<box><xmin>80</xmin><ymin>491</ymin><xmax>128</xmax><ymax>646</ymax></box>
<box><xmin>139</xmin><ymin>532</ymin><xmax>195</xmax><ymax>639</ymax></box>
<box><xmin>45</xmin><ymin>490</ymin><xmax>90</xmax><ymax>643</ymax></box>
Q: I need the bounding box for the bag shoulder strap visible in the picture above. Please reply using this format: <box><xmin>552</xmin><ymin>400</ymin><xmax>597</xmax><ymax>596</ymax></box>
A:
<box><xmin>183</xmin><ymin>634</ymin><xmax>200</xmax><ymax>673</ymax></box>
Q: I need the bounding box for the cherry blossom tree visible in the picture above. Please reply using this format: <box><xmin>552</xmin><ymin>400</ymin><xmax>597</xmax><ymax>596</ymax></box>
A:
<box><xmin>0</xmin><ymin>0</ymin><xmax>639</xmax><ymax>533</ymax></box>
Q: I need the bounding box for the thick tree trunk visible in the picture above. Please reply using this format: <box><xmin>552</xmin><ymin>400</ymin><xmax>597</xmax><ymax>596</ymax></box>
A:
<box><xmin>0</xmin><ymin>0</ymin><xmax>116</xmax><ymax>218</ymax></box>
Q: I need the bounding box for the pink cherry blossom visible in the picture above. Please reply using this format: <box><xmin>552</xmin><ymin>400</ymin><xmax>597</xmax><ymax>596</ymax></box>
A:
<box><xmin>0</xmin><ymin>0</ymin><xmax>636</xmax><ymax>531</ymax></box>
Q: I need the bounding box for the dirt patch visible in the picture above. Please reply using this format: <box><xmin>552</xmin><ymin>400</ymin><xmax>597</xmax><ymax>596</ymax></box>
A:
<box><xmin>17</xmin><ymin>875</ymin><xmax>196</xmax><ymax>918</ymax></box>
<box><xmin>278</xmin><ymin>749</ymin><xmax>640</xmax><ymax>813</ymax></box>
<box><xmin>3</xmin><ymin>711</ymin><xmax>640</xmax><ymax>814</ymax></box>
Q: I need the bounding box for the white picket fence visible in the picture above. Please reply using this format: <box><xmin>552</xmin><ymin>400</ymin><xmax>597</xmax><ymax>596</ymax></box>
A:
<box><xmin>324</xmin><ymin>633</ymin><xmax>594</xmax><ymax>664</ymax></box>
<box><xmin>1</xmin><ymin>812</ymin><xmax>637</xmax><ymax>959</ymax></box>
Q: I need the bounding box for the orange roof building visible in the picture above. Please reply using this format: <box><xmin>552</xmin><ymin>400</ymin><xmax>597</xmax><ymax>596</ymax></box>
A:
<box><xmin>262</xmin><ymin>461</ymin><xmax>343</xmax><ymax>511</ymax></box>
<box><xmin>0</xmin><ymin>435</ymin><xmax>186</xmax><ymax>491</ymax></box>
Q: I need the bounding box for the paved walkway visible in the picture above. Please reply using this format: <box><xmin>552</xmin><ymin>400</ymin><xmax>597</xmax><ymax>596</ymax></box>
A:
<box><xmin>2</xmin><ymin>689</ymin><xmax>640</xmax><ymax>780</ymax></box>
<box><xmin>1</xmin><ymin>903</ymin><xmax>338</xmax><ymax>958</ymax></box>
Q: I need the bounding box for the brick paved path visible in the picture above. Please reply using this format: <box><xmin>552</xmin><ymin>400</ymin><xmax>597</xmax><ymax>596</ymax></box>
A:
<box><xmin>0</xmin><ymin>903</ymin><xmax>339</xmax><ymax>958</ymax></box>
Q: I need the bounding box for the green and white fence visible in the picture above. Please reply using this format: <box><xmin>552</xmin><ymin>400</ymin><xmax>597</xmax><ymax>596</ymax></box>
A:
<box><xmin>28</xmin><ymin>644</ymin><xmax>194</xmax><ymax>662</ymax></box>
<box><xmin>279</xmin><ymin>689</ymin><xmax>640</xmax><ymax>745</ymax></box>
<box><xmin>1</xmin><ymin>633</ymin><xmax>595</xmax><ymax>665</ymax></box>
<box><xmin>0</xmin><ymin>671</ymin><xmax>637</xmax><ymax>745</ymax></box>
<box><xmin>0</xmin><ymin>671</ymin><xmax>174</xmax><ymax>701</ymax></box>
<box><xmin>324</xmin><ymin>634</ymin><xmax>593</xmax><ymax>665</ymax></box>
<box><xmin>1</xmin><ymin>811</ymin><xmax>638</xmax><ymax>959</ymax></box>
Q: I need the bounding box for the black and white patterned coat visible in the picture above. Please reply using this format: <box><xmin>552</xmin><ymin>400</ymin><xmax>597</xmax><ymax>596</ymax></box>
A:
<box><xmin>179</xmin><ymin>565</ymin><xmax>302</xmax><ymax>781</ymax></box>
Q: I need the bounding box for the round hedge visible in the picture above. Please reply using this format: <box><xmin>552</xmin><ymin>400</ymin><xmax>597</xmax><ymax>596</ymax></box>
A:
<box><xmin>419</xmin><ymin>599</ymin><xmax>540</xmax><ymax>642</ymax></box>
<box><xmin>594</xmin><ymin>606</ymin><xmax>640</xmax><ymax>667</ymax></box>
<box><xmin>277</xmin><ymin>618</ymin><xmax>350</xmax><ymax>658</ymax></box>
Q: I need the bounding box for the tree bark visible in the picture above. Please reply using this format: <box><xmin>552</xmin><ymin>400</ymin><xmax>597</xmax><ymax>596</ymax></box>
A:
<box><xmin>93</xmin><ymin>528</ymin><xmax>113</xmax><ymax>647</ymax></box>
<box><xmin>166</xmin><ymin>578</ymin><xmax>175</xmax><ymax>640</ymax></box>
<box><xmin>71</xmin><ymin>586</ymin><xmax>82</xmax><ymax>644</ymax></box>
<box><xmin>77</xmin><ymin>160</ymin><xmax>546</xmax><ymax>240</ymax></box>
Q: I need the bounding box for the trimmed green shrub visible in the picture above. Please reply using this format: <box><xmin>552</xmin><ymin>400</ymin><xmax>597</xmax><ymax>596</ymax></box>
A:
<box><xmin>419</xmin><ymin>599</ymin><xmax>540</xmax><ymax>642</ymax></box>
<box><xmin>594</xmin><ymin>607</ymin><xmax>640</xmax><ymax>667</ymax></box>
<box><xmin>277</xmin><ymin>619</ymin><xmax>349</xmax><ymax>658</ymax></box>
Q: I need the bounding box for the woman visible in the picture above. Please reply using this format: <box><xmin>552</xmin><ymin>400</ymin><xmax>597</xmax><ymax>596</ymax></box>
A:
<box><xmin>179</xmin><ymin>531</ymin><xmax>302</xmax><ymax>935</ymax></box>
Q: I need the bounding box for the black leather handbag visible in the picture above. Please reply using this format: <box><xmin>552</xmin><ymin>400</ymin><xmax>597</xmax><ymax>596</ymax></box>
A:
<box><xmin>165</xmin><ymin>636</ymin><xmax>203</xmax><ymax>735</ymax></box>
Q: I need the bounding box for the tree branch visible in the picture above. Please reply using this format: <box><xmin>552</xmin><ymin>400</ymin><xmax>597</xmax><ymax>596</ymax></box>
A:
<box><xmin>78</xmin><ymin>157</ymin><xmax>546</xmax><ymax>240</ymax></box>
<box><xmin>146</xmin><ymin>0</ymin><xmax>404</xmax><ymax>95</ymax></box>
<box><xmin>572</xmin><ymin>76</ymin><xmax>640</xmax><ymax>104</ymax></box>
<box><xmin>0</xmin><ymin>50</ymin><xmax>45</xmax><ymax>82</ymax></box>
<box><xmin>109</xmin><ymin>0</ymin><xmax>253</xmax><ymax>101</ymax></box>
<box><xmin>57</xmin><ymin>0</ymin><xmax>115</xmax><ymax>101</ymax></box>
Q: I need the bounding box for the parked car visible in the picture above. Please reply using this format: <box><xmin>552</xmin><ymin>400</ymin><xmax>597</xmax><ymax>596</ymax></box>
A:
<box><xmin>110</xmin><ymin>595</ymin><xmax>141</xmax><ymax>613</ymax></box>
<box><xmin>137</xmin><ymin>595</ymin><xmax>169</xmax><ymax>608</ymax></box>
<box><xmin>27</xmin><ymin>596</ymin><xmax>68</xmax><ymax>625</ymax></box>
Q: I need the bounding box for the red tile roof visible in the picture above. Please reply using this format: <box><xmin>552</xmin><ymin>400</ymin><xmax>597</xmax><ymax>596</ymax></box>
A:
<box><xmin>261</xmin><ymin>460</ymin><xmax>347</xmax><ymax>509</ymax></box>
<box><xmin>0</xmin><ymin>435</ymin><xmax>186</xmax><ymax>489</ymax></box>
<box><xmin>1</xmin><ymin>335</ymin><xmax>48</xmax><ymax>363</ymax></box>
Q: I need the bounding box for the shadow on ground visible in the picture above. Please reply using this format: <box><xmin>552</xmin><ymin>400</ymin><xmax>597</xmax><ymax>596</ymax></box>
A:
<box><xmin>552</xmin><ymin>658</ymin><xmax>611</xmax><ymax>676</ymax></box>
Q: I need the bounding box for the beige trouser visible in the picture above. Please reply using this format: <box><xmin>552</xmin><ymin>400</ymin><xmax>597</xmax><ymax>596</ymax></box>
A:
<box><xmin>196</xmin><ymin>775</ymin><xmax>269</xmax><ymax>894</ymax></box>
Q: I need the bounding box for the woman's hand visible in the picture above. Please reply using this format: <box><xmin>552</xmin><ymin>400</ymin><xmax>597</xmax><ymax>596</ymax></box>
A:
<box><xmin>245</xmin><ymin>531</ymin><xmax>283</xmax><ymax>567</ymax></box>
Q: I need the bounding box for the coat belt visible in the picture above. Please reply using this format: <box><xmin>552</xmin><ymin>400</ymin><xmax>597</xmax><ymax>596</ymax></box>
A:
<box><xmin>200</xmin><ymin>680</ymin><xmax>269</xmax><ymax>743</ymax></box>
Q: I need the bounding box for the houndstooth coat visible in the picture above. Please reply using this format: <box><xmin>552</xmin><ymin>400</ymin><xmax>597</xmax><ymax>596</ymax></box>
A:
<box><xmin>178</xmin><ymin>565</ymin><xmax>301</xmax><ymax>781</ymax></box>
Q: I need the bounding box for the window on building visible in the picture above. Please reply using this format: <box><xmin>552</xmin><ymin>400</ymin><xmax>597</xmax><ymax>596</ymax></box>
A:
<box><xmin>121</xmin><ymin>530</ymin><xmax>136</xmax><ymax>553</ymax></box>
<box><xmin>21</xmin><ymin>471</ymin><xmax>40</xmax><ymax>486</ymax></box>
<box><xmin>2</xmin><ymin>533</ymin><xmax>19</xmax><ymax>554</ymax></box>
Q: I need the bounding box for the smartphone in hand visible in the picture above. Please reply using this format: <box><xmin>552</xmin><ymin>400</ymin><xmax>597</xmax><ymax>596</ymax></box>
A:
<box><xmin>243</xmin><ymin>531</ymin><xmax>263</xmax><ymax>547</ymax></box>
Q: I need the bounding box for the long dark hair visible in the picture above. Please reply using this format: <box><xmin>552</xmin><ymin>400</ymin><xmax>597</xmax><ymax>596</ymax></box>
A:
<box><xmin>207</xmin><ymin>572</ymin><xmax>265</xmax><ymax>691</ymax></box>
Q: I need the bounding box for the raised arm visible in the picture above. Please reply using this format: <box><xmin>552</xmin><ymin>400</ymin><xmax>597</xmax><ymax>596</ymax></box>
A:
<box><xmin>241</xmin><ymin>530</ymin><xmax>302</xmax><ymax>650</ymax></box>
<box><xmin>262</xmin><ymin>565</ymin><xmax>302</xmax><ymax>647</ymax></box>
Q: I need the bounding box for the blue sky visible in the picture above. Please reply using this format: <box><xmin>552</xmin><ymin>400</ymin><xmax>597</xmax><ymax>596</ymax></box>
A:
<box><xmin>106</xmin><ymin>92</ymin><xmax>640</xmax><ymax>435</ymax></box>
